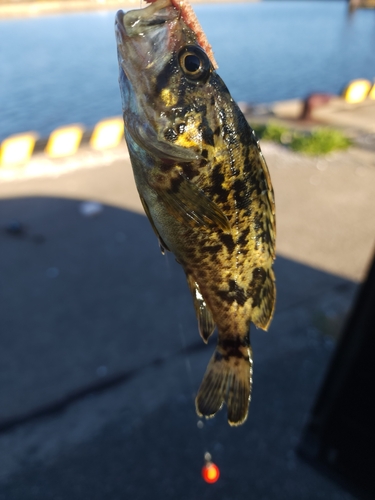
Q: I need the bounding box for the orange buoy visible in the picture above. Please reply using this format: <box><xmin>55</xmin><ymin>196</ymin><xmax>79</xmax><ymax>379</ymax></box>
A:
<box><xmin>202</xmin><ymin>462</ymin><xmax>220</xmax><ymax>484</ymax></box>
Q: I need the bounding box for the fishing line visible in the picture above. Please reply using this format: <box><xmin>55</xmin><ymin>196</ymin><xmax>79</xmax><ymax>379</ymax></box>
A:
<box><xmin>177</xmin><ymin>322</ymin><xmax>217</xmax><ymax>479</ymax></box>
<box><xmin>163</xmin><ymin>251</ymin><xmax>219</xmax><ymax>482</ymax></box>
<box><xmin>162</xmin><ymin>246</ymin><xmax>173</xmax><ymax>280</ymax></box>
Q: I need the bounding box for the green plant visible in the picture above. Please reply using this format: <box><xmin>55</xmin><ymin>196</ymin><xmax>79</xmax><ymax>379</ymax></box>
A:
<box><xmin>290</xmin><ymin>128</ymin><xmax>351</xmax><ymax>155</ymax></box>
<box><xmin>252</xmin><ymin>122</ymin><xmax>351</xmax><ymax>155</ymax></box>
<box><xmin>253</xmin><ymin>123</ymin><xmax>289</xmax><ymax>143</ymax></box>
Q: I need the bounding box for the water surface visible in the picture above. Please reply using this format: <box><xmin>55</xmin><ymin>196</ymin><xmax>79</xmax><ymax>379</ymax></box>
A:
<box><xmin>0</xmin><ymin>1</ymin><xmax>374</xmax><ymax>140</ymax></box>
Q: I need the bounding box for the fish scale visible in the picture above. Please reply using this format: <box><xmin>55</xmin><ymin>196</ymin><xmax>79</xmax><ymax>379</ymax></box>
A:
<box><xmin>115</xmin><ymin>0</ymin><xmax>276</xmax><ymax>425</ymax></box>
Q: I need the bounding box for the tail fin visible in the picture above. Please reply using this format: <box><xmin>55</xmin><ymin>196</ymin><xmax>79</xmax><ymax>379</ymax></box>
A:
<box><xmin>195</xmin><ymin>343</ymin><xmax>253</xmax><ymax>426</ymax></box>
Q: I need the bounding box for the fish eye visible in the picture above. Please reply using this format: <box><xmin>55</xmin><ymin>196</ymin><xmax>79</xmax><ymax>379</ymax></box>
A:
<box><xmin>178</xmin><ymin>46</ymin><xmax>211</xmax><ymax>82</ymax></box>
<box><xmin>185</xmin><ymin>54</ymin><xmax>200</xmax><ymax>73</ymax></box>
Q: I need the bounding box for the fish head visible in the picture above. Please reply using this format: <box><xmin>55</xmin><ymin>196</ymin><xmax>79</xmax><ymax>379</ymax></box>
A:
<box><xmin>115</xmin><ymin>0</ymin><xmax>220</xmax><ymax>163</ymax></box>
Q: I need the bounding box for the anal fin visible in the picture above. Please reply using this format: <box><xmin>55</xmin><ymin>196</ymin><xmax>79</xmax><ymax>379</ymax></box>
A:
<box><xmin>186</xmin><ymin>273</ymin><xmax>215</xmax><ymax>343</ymax></box>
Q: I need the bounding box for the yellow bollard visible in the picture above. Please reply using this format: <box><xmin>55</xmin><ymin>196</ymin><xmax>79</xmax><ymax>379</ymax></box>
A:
<box><xmin>369</xmin><ymin>83</ymin><xmax>375</xmax><ymax>100</ymax></box>
<box><xmin>45</xmin><ymin>125</ymin><xmax>84</xmax><ymax>158</ymax></box>
<box><xmin>343</xmin><ymin>79</ymin><xmax>372</xmax><ymax>104</ymax></box>
<box><xmin>90</xmin><ymin>117</ymin><xmax>124</xmax><ymax>150</ymax></box>
<box><xmin>0</xmin><ymin>132</ymin><xmax>38</xmax><ymax>167</ymax></box>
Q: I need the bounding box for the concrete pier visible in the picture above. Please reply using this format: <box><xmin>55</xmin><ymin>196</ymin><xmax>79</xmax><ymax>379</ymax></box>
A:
<box><xmin>0</xmin><ymin>99</ymin><xmax>374</xmax><ymax>498</ymax></box>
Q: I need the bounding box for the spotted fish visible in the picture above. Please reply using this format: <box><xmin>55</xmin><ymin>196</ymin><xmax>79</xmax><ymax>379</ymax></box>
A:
<box><xmin>115</xmin><ymin>0</ymin><xmax>276</xmax><ymax>426</ymax></box>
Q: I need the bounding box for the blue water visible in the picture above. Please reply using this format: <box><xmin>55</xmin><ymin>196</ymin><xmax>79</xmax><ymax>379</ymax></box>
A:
<box><xmin>0</xmin><ymin>1</ymin><xmax>374</xmax><ymax>140</ymax></box>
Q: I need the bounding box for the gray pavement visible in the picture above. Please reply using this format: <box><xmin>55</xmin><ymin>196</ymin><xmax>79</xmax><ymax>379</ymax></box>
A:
<box><xmin>0</xmin><ymin>124</ymin><xmax>374</xmax><ymax>498</ymax></box>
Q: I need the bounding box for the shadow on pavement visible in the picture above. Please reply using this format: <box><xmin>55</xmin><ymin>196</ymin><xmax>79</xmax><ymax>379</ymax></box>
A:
<box><xmin>0</xmin><ymin>196</ymin><xmax>358</xmax><ymax>499</ymax></box>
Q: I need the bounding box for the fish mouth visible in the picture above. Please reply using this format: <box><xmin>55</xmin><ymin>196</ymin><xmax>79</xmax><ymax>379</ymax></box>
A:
<box><xmin>115</xmin><ymin>1</ymin><xmax>180</xmax><ymax>82</ymax></box>
<box><xmin>115</xmin><ymin>1</ymin><xmax>176</xmax><ymax>42</ymax></box>
<box><xmin>115</xmin><ymin>10</ymin><xmax>127</xmax><ymax>46</ymax></box>
<box><xmin>115</xmin><ymin>10</ymin><xmax>125</xmax><ymax>31</ymax></box>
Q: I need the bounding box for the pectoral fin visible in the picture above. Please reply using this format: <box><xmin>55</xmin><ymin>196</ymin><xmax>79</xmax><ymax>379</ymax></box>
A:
<box><xmin>154</xmin><ymin>171</ymin><xmax>231</xmax><ymax>233</ymax></box>
<box><xmin>186</xmin><ymin>273</ymin><xmax>215</xmax><ymax>343</ymax></box>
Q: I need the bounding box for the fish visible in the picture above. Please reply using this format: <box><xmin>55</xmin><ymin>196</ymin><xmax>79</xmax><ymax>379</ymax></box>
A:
<box><xmin>115</xmin><ymin>0</ymin><xmax>276</xmax><ymax>426</ymax></box>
